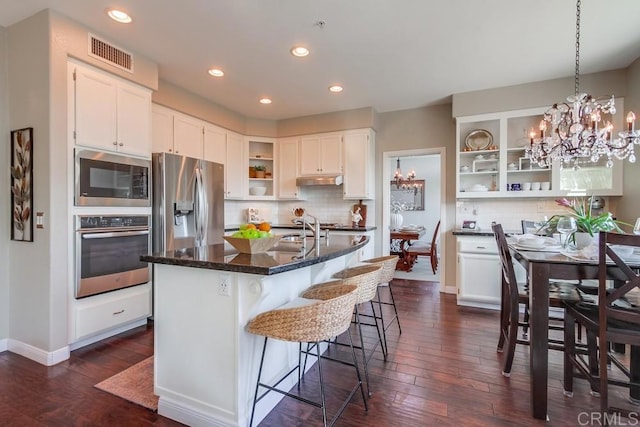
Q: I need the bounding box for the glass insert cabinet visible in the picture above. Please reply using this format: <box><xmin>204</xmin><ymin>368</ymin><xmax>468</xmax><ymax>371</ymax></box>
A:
<box><xmin>456</xmin><ymin>104</ymin><xmax>624</xmax><ymax>199</ymax></box>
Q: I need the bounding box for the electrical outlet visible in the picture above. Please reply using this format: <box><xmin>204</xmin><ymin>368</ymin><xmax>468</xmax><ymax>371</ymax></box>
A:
<box><xmin>219</xmin><ymin>274</ymin><xmax>230</xmax><ymax>296</ymax></box>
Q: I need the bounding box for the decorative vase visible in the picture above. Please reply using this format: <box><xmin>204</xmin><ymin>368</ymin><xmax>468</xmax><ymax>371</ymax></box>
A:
<box><xmin>390</xmin><ymin>213</ymin><xmax>404</xmax><ymax>230</ymax></box>
<box><xmin>573</xmin><ymin>232</ymin><xmax>597</xmax><ymax>250</ymax></box>
<box><xmin>255</xmin><ymin>170</ymin><xmax>265</xmax><ymax>178</ymax></box>
<box><xmin>249</xmin><ymin>167</ymin><xmax>256</xmax><ymax>178</ymax></box>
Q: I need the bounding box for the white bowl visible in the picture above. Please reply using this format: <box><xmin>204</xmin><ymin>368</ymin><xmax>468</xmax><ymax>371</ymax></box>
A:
<box><xmin>249</xmin><ymin>186</ymin><xmax>267</xmax><ymax>196</ymax></box>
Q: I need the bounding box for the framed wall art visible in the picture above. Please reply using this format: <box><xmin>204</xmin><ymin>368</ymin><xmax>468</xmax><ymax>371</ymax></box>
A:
<box><xmin>10</xmin><ymin>127</ymin><xmax>33</xmax><ymax>242</ymax></box>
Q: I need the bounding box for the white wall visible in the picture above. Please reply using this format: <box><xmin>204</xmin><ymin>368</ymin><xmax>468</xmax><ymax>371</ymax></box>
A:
<box><xmin>0</xmin><ymin>26</ymin><xmax>10</xmax><ymax>342</ymax></box>
<box><xmin>8</xmin><ymin>11</ymin><xmax>54</xmax><ymax>351</ymax></box>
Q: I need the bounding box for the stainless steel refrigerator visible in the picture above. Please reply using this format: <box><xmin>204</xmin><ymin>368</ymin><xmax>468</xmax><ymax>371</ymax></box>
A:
<box><xmin>152</xmin><ymin>152</ymin><xmax>224</xmax><ymax>252</ymax></box>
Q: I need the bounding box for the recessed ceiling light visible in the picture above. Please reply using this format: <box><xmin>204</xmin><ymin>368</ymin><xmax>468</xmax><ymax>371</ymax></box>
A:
<box><xmin>328</xmin><ymin>85</ymin><xmax>343</xmax><ymax>93</ymax></box>
<box><xmin>106</xmin><ymin>9</ymin><xmax>132</xmax><ymax>24</ymax></box>
<box><xmin>208</xmin><ymin>68</ymin><xmax>224</xmax><ymax>77</ymax></box>
<box><xmin>290</xmin><ymin>46</ymin><xmax>310</xmax><ymax>57</ymax></box>
<box><xmin>259</xmin><ymin>98</ymin><xmax>272</xmax><ymax>105</ymax></box>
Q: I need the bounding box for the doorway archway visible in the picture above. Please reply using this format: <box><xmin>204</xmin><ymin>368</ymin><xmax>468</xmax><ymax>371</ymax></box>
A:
<box><xmin>382</xmin><ymin>148</ymin><xmax>446</xmax><ymax>291</ymax></box>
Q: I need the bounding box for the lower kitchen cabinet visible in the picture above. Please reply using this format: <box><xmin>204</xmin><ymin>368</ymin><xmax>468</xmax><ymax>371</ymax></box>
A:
<box><xmin>70</xmin><ymin>283</ymin><xmax>151</xmax><ymax>344</ymax></box>
<box><xmin>456</xmin><ymin>236</ymin><xmax>525</xmax><ymax>310</ymax></box>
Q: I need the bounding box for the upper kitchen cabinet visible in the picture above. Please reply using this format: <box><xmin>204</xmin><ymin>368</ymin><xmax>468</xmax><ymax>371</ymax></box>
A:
<box><xmin>173</xmin><ymin>112</ymin><xmax>204</xmax><ymax>159</ymax></box>
<box><xmin>70</xmin><ymin>60</ymin><xmax>151</xmax><ymax>158</ymax></box>
<box><xmin>224</xmin><ymin>132</ymin><xmax>246</xmax><ymax>199</ymax></box>
<box><xmin>277</xmin><ymin>137</ymin><xmax>303</xmax><ymax>200</ymax></box>
<box><xmin>456</xmin><ymin>106</ymin><xmax>623</xmax><ymax>198</ymax></box>
<box><xmin>342</xmin><ymin>129</ymin><xmax>375</xmax><ymax>200</ymax></box>
<box><xmin>203</xmin><ymin>125</ymin><xmax>245</xmax><ymax>200</ymax></box>
<box><xmin>247</xmin><ymin>137</ymin><xmax>276</xmax><ymax>199</ymax></box>
<box><xmin>299</xmin><ymin>133</ymin><xmax>343</xmax><ymax>175</ymax></box>
<box><xmin>152</xmin><ymin>104</ymin><xmax>204</xmax><ymax>159</ymax></box>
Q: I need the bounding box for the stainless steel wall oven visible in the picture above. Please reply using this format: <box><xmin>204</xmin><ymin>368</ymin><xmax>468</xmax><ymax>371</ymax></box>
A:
<box><xmin>75</xmin><ymin>215</ymin><xmax>151</xmax><ymax>298</ymax></box>
<box><xmin>75</xmin><ymin>149</ymin><xmax>151</xmax><ymax>207</ymax></box>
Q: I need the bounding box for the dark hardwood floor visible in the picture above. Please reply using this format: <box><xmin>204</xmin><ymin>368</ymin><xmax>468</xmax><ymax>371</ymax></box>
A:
<box><xmin>0</xmin><ymin>277</ymin><xmax>619</xmax><ymax>426</ymax></box>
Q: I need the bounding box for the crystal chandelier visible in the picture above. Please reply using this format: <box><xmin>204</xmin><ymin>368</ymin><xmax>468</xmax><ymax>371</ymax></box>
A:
<box><xmin>393</xmin><ymin>158</ymin><xmax>422</xmax><ymax>195</ymax></box>
<box><xmin>394</xmin><ymin>157</ymin><xmax>416</xmax><ymax>185</ymax></box>
<box><xmin>526</xmin><ymin>0</ymin><xmax>639</xmax><ymax>169</ymax></box>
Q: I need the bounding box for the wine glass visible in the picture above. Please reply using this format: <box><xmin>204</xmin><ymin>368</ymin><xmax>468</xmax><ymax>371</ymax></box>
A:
<box><xmin>633</xmin><ymin>218</ymin><xmax>640</xmax><ymax>235</ymax></box>
<box><xmin>556</xmin><ymin>217</ymin><xmax>577</xmax><ymax>249</ymax></box>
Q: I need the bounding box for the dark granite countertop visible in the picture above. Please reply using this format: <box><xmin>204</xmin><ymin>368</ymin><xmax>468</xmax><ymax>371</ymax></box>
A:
<box><xmin>141</xmin><ymin>235</ymin><xmax>370</xmax><ymax>275</ymax></box>
<box><xmin>225</xmin><ymin>224</ymin><xmax>377</xmax><ymax>232</ymax></box>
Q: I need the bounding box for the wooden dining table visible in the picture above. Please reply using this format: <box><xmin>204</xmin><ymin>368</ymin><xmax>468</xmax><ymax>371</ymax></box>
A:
<box><xmin>390</xmin><ymin>227</ymin><xmax>425</xmax><ymax>271</ymax></box>
<box><xmin>510</xmin><ymin>244</ymin><xmax>640</xmax><ymax>421</ymax></box>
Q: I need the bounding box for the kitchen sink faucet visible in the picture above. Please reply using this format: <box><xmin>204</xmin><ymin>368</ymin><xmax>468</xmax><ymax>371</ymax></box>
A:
<box><xmin>292</xmin><ymin>213</ymin><xmax>322</xmax><ymax>242</ymax></box>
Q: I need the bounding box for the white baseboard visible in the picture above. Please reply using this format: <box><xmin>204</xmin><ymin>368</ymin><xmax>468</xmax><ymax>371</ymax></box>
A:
<box><xmin>158</xmin><ymin>397</ymin><xmax>232</xmax><ymax>427</ymax></box>
<box><xmin>444</xmin><ymin>285</ymin><xmax>457</xmax><ymax>294</ymax></box>
<box><xmin>0</xmin><ymin>338</ymin><xmax>7</xmax><ymax>352</ymax></box>
<box><xmin>7</xmin><ymin>339</ymin><xmax>70</xmax><ymax>366</ymax></box>
<box><xmin>69</xmin><ymin>318</ymin><xmax>148</xmax><ymax>351</ymax></box>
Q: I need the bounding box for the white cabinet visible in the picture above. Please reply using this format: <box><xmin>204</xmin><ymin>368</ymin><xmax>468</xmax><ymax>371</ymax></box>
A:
<box><xmin>225</xmin><ymin>132</ymin><xmax>245</xmax><ymax>199</ymax></box>
<box><xmin>342</xmin><ymin>129</ymin><xmax>375</xmax><ymax>199</ymax></box>
<box><xmin>71</xmin><ymin>283</ymin><xmax>151</xmax><ymax>342</ymax></box>
<box><xmin>456</xmin><ymin>106</ymin><xmax>624</xmax><ymax>198</ymax></box>
<box><xmin>204</xmin><ymin>124</ymin><xmax>245</xmax><ymax>200</ymax></box>
<box><xmin>203</xmin><ymin>123</ymin><xmax>226</xmax><ymax>165</ymax></box>
<box><xmin>152</xmin><ymin>104</ymin><xmax>174</xmax><ymax>153</ymax></box>
<box><xmin>152</xmin><ymin>104</ymin><xmax>205</xmax><ymax>159</ymax></box>
<box><xmin>300</xmin><ymin>133</ymin><xmax>343</xmax><ymax>175</ymax></box>
<box><xmin>277</xmin><ymin>137</ymin><xmax>303</xmax><ymax>200</ymax></box>
<box><xmin>71</xmin><ymin>61</ymin><xmax>151</xmax><ymax>158</ymax></box>
<box><xmin>173</xmin><ymin>112</ymin><xmax>204</xmax><ymax>159</ymax></box>
<box><xmin>456</xmin><ymin>236</ymin><xmax>525</xmax><ymax>310</ymax></box>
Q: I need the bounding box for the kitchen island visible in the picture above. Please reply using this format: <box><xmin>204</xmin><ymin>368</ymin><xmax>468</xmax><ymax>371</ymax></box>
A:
<box><xmin>141</xmin><ymin>235</ymin><xmax>370</xmax><ymax>427</ymax></box>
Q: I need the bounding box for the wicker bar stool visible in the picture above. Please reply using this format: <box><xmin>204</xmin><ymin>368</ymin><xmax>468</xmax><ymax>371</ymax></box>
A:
<box><xmin>303</xmin><ymin>264</ymin><xmax>383</xmax><ymax>397</ymax></box>
<box><xmin>247</xmin><ymin>282</ymin><xmax>367</xmax><ymax>427</ymax></box>
<box><xmin>362</xmin><ymin>255</ymin><xmax>401</xmax><ymax>356</ymax></box>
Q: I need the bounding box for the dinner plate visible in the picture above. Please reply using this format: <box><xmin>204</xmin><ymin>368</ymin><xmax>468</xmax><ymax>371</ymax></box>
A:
<box><xmin>465</xmin><ymin>129</ymin><xmax>493</xmax><ymax>150</ymax></box>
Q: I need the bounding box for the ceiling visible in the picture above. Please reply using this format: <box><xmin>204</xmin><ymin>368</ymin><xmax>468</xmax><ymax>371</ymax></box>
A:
<box><xmin>2</xmin><ymin>1</ymin><xmax>640</xmax><ymax>121</ymax></box>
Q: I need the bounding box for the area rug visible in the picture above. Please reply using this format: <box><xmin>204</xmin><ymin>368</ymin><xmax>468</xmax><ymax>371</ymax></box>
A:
<box><xmin>94</xmin><ymin>356</ymin><xmax>158</xmax><ymax>411</ymax></box>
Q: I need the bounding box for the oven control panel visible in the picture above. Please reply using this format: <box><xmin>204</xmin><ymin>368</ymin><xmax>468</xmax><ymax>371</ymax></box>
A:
<box><xmin>78</xmin><ymin>215</ymin><xmax>150</xmax><ymax>229</ymax></box>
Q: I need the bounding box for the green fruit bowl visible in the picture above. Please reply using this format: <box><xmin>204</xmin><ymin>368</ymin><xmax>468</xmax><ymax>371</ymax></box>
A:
<box><xmin>223</xmin><ymin>235</ymin><xmax>281</xmax><ymax>254</ymax></box>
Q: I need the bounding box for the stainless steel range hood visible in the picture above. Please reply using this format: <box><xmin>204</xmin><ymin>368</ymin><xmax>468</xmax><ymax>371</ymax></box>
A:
<box><xmin>296</xmin><ymin>175</ymin><xmax>343</xmax><ymax>186</ymax></box>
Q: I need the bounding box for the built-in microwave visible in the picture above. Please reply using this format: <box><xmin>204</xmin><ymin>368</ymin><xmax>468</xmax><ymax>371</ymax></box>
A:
<box><xmin>75</xmin><ymin>149</ymin><xmax>151</xmax><ymax>207</ymax></box>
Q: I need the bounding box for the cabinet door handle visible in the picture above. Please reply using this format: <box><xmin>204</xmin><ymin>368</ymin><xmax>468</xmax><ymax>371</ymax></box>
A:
<box><xmin>476</xmin><ymin>246</ymin><xmax>487</xmax><ymax>249</ymax></box>
<box><xmin>112</xmin><ymin>141</ymin><xmax>118</xmax><ymax>146</ymax></box>
<box><xmin>119</xmin><ymin>142</ymin><xmax>124</xmax><ymax>146</ymax></box>
<box><xmin>112</xmin><ymin>309</ymin><xmax>125</xmax><ymax>315</ymax></box>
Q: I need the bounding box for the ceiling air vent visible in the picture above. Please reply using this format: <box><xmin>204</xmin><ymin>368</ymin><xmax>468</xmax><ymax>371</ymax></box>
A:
<box><xmin>88</xmin><ymin>34</ymin><xmax>134</xmax><ymax>73</ymax></box>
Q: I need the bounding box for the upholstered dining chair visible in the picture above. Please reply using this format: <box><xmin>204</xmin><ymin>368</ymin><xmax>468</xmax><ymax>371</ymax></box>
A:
<box><xmin>406</xmin><ymin>220</ymin><xmax>440</xmax><ymax>274</ymax></box>
<box><xmin>563</xmin><ymin>231</ymin><xmax>640</xmax><ymax>418</ymax></box>
<box><xmin>492</xmin><ymin>223</ymin><xmax>583</xmax><ymax>376</ymax></box>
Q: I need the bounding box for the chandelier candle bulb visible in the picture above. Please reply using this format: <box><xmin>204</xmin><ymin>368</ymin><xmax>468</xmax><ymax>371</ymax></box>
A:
<box><xmin>628</xmin><ymin>112</ymin><xmax>636</xmax><ymax>132</ymax></box>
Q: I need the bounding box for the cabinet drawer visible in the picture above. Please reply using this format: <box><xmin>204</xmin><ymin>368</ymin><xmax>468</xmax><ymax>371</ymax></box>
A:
<box><xmin>75</xmin><ymin>286</ymin><xmax>151</xmax><ymax>340</ymax></box>
<box><xmin>457</xmin><ymin>238</ymin><xmax>497</xmax><ymax>254</ymax></box>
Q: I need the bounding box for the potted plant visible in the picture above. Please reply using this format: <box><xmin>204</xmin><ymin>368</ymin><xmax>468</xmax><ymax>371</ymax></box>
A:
<box><xmin>254</xmin><ymin>165</ymin><xmax>266</xmax><ymax>178</ymax></box>
<box><xmin>539</xmin><ymin>197</ymin><xmax>627</xmax><ymax>248</ymax></box>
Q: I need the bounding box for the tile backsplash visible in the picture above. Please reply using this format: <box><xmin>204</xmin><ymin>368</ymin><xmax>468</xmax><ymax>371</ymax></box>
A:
<box><xmin>455</xmin><ymin>198</ymin><xmax>611</xmax><ymax>233</ymax></box>
<box><xmin>225</xmin><ymin>186</ymin><xmax>376</xmax><ymax>226</ymax></box>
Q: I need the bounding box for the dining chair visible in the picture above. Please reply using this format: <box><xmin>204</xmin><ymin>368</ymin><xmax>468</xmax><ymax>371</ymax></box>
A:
<box><xmin>492</xmin><ymin>223</ymin><xmax>583</xmax><ymax>376</ymax></box>
<box><xmin>563</xmin><ymin>231</ymin><xmax>640</xmax><ymax>418</ymax></box>
<box><xmin>406</xmin><ymin>220</ymin><xmax>440</xmax><ymax>274</ymax></box>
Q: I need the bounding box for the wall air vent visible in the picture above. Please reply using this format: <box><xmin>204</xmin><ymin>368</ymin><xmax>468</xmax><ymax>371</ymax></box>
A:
<box><xmin>88</xmin><ymin>34</ymin><xmax>134</xmax><ymax>73</ymax></box>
